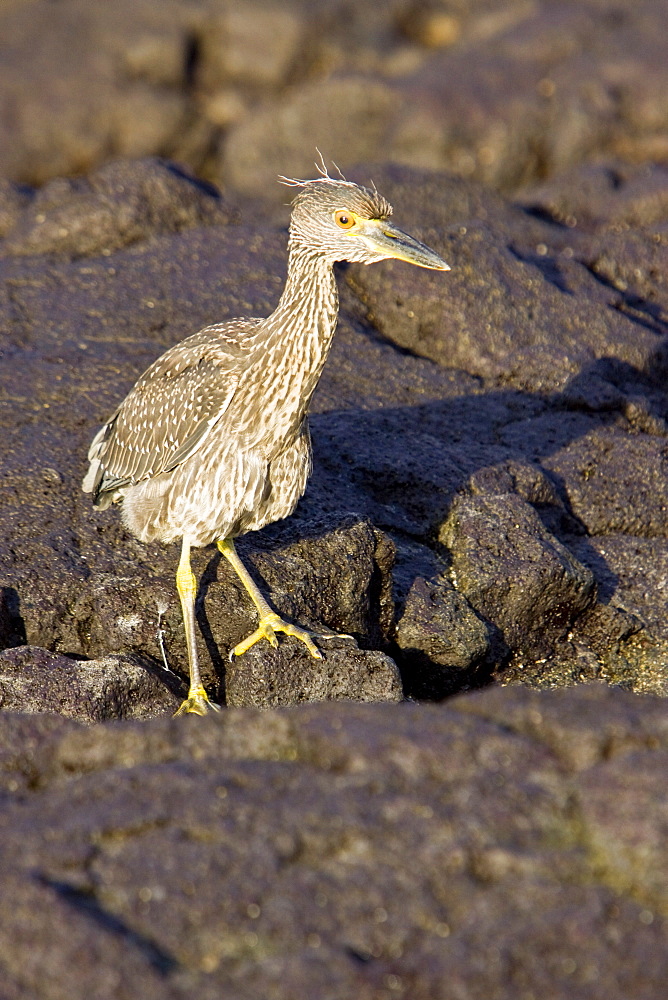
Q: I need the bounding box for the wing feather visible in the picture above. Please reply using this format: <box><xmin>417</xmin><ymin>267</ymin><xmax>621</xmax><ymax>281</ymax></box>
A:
<box><xmin>83</xmin><ymin>324</ymin><xmax>254</xmax><ymax>506</ymax></box>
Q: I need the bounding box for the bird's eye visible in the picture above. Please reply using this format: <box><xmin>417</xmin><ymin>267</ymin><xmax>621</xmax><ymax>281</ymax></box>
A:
<box><xmin>334</xmin><ymin>210</ymin><xmax>355</xmax><ymax>229</ymax></box>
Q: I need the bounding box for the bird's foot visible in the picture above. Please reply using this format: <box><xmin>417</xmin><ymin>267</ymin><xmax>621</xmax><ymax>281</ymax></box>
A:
<box><xmin>173</xmin><ymin>684</ymin><xmax>221</xmax><ymax>717</ymax></box>
<box><xmin>230</xmin><ymin>611</ymin><xmax>353</xmax><ymax>660</ymax></box>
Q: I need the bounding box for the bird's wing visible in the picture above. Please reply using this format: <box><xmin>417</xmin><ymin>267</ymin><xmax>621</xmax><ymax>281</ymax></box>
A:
<box><xmin>83</xmin><ymin>325</ymin><xmax>254</xmax><ymax>502</ymax></box>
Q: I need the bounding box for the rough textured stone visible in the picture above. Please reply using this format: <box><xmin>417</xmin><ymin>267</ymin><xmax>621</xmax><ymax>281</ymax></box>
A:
<box><xmin>197</xmin><ymin>3</ymin><xmax>303</xmax><ymax>92</ymax></box>
<box><xmin>221</xmin><ymin>77</ymin><xmax>399</xmax><ymax>196</ymax></box>
<box><xmin>579</xmin><ymin>750</ymin><xmax>668</xmax><ymax>906</ymax></box>
<box><xmin>0</xmin><ymin>686</ymin><xmax>665</xmax><ymax>999</ymax></box>
<box><xmin>240</xmin><ymin>515</ymin><xmax>397</xmax><ymax>649</ymax></box>
<box><xmin>1</xmin><ymin>8</ymin><xmax>667</xmax><ymax>997</ymax></box>
<box><xmin>395</xmin><ymin>576</ymin><xmax>490</xmax><ymax>699</ymax></box>
<box><xmin>225</xmin><ymin>642</ymin><xmax>403</xmax><ymax>709</ymax></box>
<box><xmin>218</xmin><ymin>1</ymin><xmax>668</xmax><ymax>198</ymax></box>
<box><xmin>2</xmin><ymin>1</ymin><xmax>668</xmax><ymax>197</ymax></box>
<box><xmin>1</xmin><ymin>158</ymin><xmax>239</xmax><ymax>258</ymax></box>
<box><xmin>519</xmin><ymin>161</ymin><xmax>668</xmax><ymax>232</ymax></box>
<box><xmin>567</xmin><ymin>534</ymin><xmax>668</xmax><ymax>644</ymax></box>
<box><xmin>0</xmin><ymin>0</ymin><xmax>202</xmax><ymax>184</ymax></box>
<box><xmin>542</xmin><ymin>427</ymin><xmax>668</xmax><ymax>538</ymax></box>
<box><xmin>347</xmin><ymin>163</ymin><xmax>666</xmax><ymax>384</ymax></box>
<box><xmin>440</xmin><ymin>494</ymin><xmax>596</xmax><ymax>657</ymax></box>
<box><xmin>0</xmin><ymin>646</ymin><xmax>178</xmax><ymax>721</ymax></box>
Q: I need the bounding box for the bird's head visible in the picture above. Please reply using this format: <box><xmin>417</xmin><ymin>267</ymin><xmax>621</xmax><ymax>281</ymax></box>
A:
<box><xmin>283</xmin><ymin>175</ymin><xmax>450</xmax><ymax>271</ymax></box>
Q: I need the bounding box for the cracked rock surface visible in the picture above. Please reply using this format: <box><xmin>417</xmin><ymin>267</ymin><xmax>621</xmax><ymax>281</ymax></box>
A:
<box><xmin>0</xmin><ymin>685</ymin><xmax>666</xmax><ymax>999</ymax></box>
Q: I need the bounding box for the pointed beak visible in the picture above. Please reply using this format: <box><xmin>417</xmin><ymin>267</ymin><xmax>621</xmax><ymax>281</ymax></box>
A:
<box><xmin>360</xmin><ymin>219</ymin><xmax>450</xmax><ymax>271</ymax></box>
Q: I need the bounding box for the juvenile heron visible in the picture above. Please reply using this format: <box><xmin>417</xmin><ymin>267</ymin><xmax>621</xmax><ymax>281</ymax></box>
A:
<box><xmin>83</xmin><ymin>169</ymin><xmax>449</xmax><ymax>715</ymax></box>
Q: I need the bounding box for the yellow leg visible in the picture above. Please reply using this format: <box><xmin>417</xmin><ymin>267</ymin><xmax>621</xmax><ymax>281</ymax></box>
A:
<box><xmin>173</xmin><ymin>538</ymin><xmax>220</xmax><ymax>717</ymax></box>
<box><xmin>217</xmin><ymin>537</ymin><xmax>352</xmax><ymax>658</ymax></box>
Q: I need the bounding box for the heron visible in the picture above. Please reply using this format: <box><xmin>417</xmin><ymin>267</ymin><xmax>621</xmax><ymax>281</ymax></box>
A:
<box><xmin>83</xmin><ymin>166</ymin><xmax>450</xmax><ymax>715</ymax></box>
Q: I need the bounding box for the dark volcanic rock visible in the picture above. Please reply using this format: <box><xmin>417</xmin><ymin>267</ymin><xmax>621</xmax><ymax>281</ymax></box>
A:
<box><xmin>238</xmin><ymin>515</ymin><xmax>397</xmax><ymax>649</ymax></box>
<box><xmin>1</xmin><ymin>158</ymin><xmax>239</xmax><ymax>258</ymax></box>
<box><xmin>395</xmin><ymin>576</ymin><xmax>490</xmax><ymax>699</ymax></box>
<box><xmin>221</xmin><ymin>516</ymin><xmax>403</xmax><ymax>708</ymax></box>
<box><xmin>222</xmin><ymin>76</ymin><xmax>400</xmax><ymax>196</ymax></box>
<box><xmin>568</xmin><ymin>534</ymin><xmax>668</xmax><ymax>645</ymax></box>
<box><xmin>542</xmin><ymin>427</ymin><xmax>668</xmax><ymax>538</ymax></box>
<box><xmin>0</xmin><ymin>645</ymin><xmax>177</xmax><ymax>722</ymax></box>
<box><xmin>1</xmin><ymin>7</ymin><xmax>667</xmax><ymax>996</ymax></box>
<box><xmin>0</xmin><ymin>711</ymin><xmax>79</xmax><ymax>798</ymax></box>
<box><xmin>392</xmin><ymin>0</ymin><xmax>668</xmax><ymax>190</ymax></box>
<box><xmin>219</xmin><ymin>1</ymin><xmax>668</xmax><ymax>198</ymax></box>
<box><xmin>225</xmin><ymin>642</ymin><xmax>403</xmax><ymax>708</ymax></box>
<box><xmin>347</xmin><ymin>164</ymin><xmax>666</xmax><ymax>385</ymax></box>
<box><xmin>2</xmin><ymin>1</ymin><xmax>668</xmax><ymax>197</ymax></box>
<box><xmin>0</xmin><ymin>180</ymin><xmax>31</xmax><ymax>239</ymax></box>
<box><xmin>0</xmin><ymin>685</ymin><xmax>665</xmax><ymax>999</ymax></box>
<box><xmin>519</xmin><ymin>161</ymin><xmax>668</xmax><ymax>233</ymax></box>
<box><xmin>440</xmin><ymin>493</ymin><xmax>596</xmax><ymax>658</ymax></box>
<box><xmin>0</xmin><ymin>0</ymin><xmax>200</xmax><ymax>185</ymax></box>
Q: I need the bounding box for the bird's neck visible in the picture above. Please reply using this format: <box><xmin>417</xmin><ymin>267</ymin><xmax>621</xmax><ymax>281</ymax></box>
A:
<box><xmin>265</xmin><ymin>246</ymin><xmax>339</xmax><ymax>401</ymax></box>
<box><xmin>275</xmin><ymin>245</ymin><xmax>339</xmax><ymax>333</ymax></box>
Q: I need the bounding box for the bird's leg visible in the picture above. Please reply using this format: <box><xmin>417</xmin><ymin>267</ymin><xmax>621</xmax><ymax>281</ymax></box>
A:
<box><xmin>173</xmin><ymin>538</ymin><xmax>220</xmax><ymax>716</ymax></box>
<box><xmin>217</xmin><ymin>537</ymin><xmax>352</xmax><ymax>659</ymax></box>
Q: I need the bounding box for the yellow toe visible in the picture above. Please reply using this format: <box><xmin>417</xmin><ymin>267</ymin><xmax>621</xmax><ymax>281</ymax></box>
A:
<box><xmin>231</xmin><ymin>612</ymin><xmax>354</xmax><ymax>659</ymax></box>
<box><xmin>173</xmin><ymin>686</ymin><xmax>220</xmax><ymax>717</ymax></box>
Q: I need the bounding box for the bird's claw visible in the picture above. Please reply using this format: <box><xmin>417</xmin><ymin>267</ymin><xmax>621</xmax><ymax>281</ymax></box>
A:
<box><xmin>229</xmin><ymin>612</ymin><xmax>355</xmax><ymax>660</ymax></box>
<box><xmin>173</xmin><ymin>685</ymin><xmax>221</xmax><ymax>717</ymax></box>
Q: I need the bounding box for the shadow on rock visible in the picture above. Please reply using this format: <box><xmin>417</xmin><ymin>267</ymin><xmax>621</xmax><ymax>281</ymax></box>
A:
<box><xmin>305</xmin><ymin>349</ymin><xmax>668</xmax><ymax>699</ymax></box>
<box><xmin>0</xmin><ymin>587</ymin><xmax>27</xmax><ymax>649</ymax></box>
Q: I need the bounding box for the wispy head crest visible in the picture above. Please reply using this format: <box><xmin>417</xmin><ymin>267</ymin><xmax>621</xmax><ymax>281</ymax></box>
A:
<box><xmin>279</xmin><ymin>149</ymin><xmax>348</xmax><ymax>189</ymax></box>
<box><xmin>278</xmin><ymin>152</ymin><xmax>392</xmax><ymax>220</ymax></box>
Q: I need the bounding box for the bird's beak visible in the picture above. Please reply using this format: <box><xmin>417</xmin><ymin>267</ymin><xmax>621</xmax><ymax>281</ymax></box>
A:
<box><xmin>360</xmin><ymin>219</ymin><xmax>450</xmax><ymax>271</ymax></box>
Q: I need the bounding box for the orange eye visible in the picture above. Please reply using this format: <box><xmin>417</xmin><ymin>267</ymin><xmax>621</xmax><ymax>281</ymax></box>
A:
<box><xmin>334</xmin><ymin>210</ymin><xmax>355</xmax><ymax>229</ymax></box>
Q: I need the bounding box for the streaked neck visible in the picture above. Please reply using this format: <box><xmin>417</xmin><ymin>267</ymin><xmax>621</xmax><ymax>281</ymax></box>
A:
<box><xmin>262</xmin><ymin>245</ymin><xmax>339</xmax><ymax>414</ymax></box>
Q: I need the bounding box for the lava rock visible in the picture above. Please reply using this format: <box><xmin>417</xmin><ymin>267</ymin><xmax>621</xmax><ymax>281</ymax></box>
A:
<box><xmin>543</xmin><ymin>427</ymin><xmax>668</xmax><ymax>538</ymax></box>
<box><xmin>395</xmin><ymin>575</ymin><xmax>490</xmax><ymax>699</ymax></box>
<box><xmin>1</xmin><ymin>158</ymin><xmax>668</xmax><ymax>699</ymax></box>
<box><xmin>2</xmin><ymin>158</ymin><xmax>238</xmax><ymax>257</ymax></box>
<box><xmin>240</xmin><ymin>515</ymin><xmax>397</xmax><ymax>648</ymax></box>
<box><xmin>3</xmin><ymin>1</ymin><xmax>668</xmax><ymax>199</ymax></box>
<box><xmin>440</xmin><ymin>493</ymin><xmax>596</xmax><ymax>658</ymax></box>
<box><xmin>348</xmin><ymin>164</ymin><xmax>665</xmax><ymax>385</ymax></box>
<box><xmin>225</xmin><ymin>641</ymin><xmax>403</xmax><ymax>708</ymax></box>
<box><xmin>0</xmin><ymin>646</ymin><xmax>177</xmax><ymax>722</ymax></box>
<box><xmin>0</xmin><ymin>685</ymin><xmax>665</xmax><ymax>999</ymax></box>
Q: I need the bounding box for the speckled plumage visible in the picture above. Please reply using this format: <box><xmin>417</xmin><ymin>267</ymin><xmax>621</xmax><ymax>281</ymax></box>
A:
<box><xmin>83</xmin><ymin>172</ymin><xmax>449</xmax><ymax>714</ymax></box>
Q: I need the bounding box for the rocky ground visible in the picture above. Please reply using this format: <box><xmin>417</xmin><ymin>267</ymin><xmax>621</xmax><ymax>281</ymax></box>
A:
<box><xmin>0</xmin><ymin>1</ymin><xmax>667</xmax><ymax>998</ymax></box>
<box><xmin>0</xmin><ymin>685</ymin><xmax>666</xmax><ymax>1000</ymax></box>
<box><xmin>1</xmin><ymin>0</ymin><xmax>667</xmax><ymax>195</ymax></box>
<box><xmin>1</xmin><ymin>157</ymin><xmax>667</xmax><ymax>707</ymax></box>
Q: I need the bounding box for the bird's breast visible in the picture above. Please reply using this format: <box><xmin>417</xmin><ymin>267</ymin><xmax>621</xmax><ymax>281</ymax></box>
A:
<box><xmin>232</xmin><ymin>317</ymin><xmax>334</xmax><ymax>455</ymax></box>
